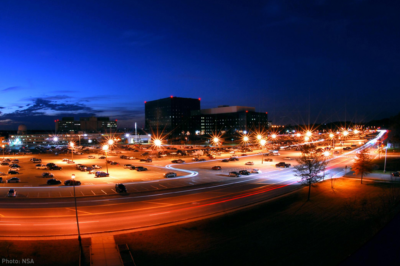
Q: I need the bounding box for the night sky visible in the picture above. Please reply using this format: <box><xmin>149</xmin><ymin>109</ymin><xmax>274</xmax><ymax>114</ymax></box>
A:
<box><xmin>1</xmin><ymin>0</ymin><xmax>399</xmax><ymax>130</ymax></box>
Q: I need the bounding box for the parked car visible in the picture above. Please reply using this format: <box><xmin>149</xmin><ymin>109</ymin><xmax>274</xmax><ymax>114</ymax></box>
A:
<box><xmin>140</xmin><ymin>158</ymin><xmax>152</xmax><ymax>162</ymax></box>
<box><xmin>115</xmin><ymin>183</ymin><xmax>127</xmax><ymax>193</ymax></box>
<box><xmin>251</xmin><ymin>169</ymin><xmax>260</xmax><ymax>174</ymax></box>
<box><xmin>264</xmin><ymin>158</ymin><xmax>273</xmax><ymax>162</ymax></box>
<box><xmin>1</xmin><ymin>162</ymin><xmax>9</xmax><ymax>166</ymax></box>
<box><xmin>222</xmin><ymin>159</ymin><xmax>229</xmax><ymax>162</ymax></box>
<box><xmin>164</xmin><ymin>172</ymin><xmax>177</xmax><ymax>178</ymax></box>
<box><xmin>7</xmin><ymin>177</ymin><xmax>20</xmax><ymax>183</ymax></box>
<box><xmin>136</xmin><ymin>166</ymin><xmax>148</xmax><ymax>172</ymax></box>
<box><xmin>99</xmin><ymin>156</ymin><xmax>106</xmax><ymax>159</ymax></box>
<box><xmin>275</xmin><ymin>162</ymin><xmax>291</xmax><ymax>168</ymax></box>
<box><xmin>8</xmin><ymin>170</ymin><xmax>19</xmax><ymax>175</ymax></box>
<box><xmin>42</xmin><ymin>172</ymin><xmax>54</xmax><ymax>178</ymax></box>
<box><xmin>124</xmin><ymin>164</ymin><xmax>133</xmax><ymax>169</ymax></box>
<box><xmin>36</xmin><ymin>165</ymin><xmax>48</xmax><ymax>170</ymax></box>
<box><xmin>239</xmin><ymin>170</ymin><xmax>250</xmax><ymax>175</ymax></box>
<box><xmin>88</xmin><ymin>155</ymin><xmax>95</xmax><ymax>159</ymax></box>
<box><xmin>212</xmin><ymin>166</ymin><xmax>221</xmax><ymax>170</ymax></box>
<box><xmin>284</xmin><ymin>157</ymin><xmax>292</xmax><ymax>160</ymax></box>
<box><xmin>47</xmin><ymin>179</ymin><xmax>61</xmax><ymax>185</ymax></box>
<box><xmin>199</xmin><ymin>158</ymin><xmax>206</xmax><ymax>161</ymax></box>
<box><xmin>64</xmin><ymin>180</ymin><xmax>81</xmax><ymax>186</ymax></box>
<box><xmin>110</xmin><ymin>161</ymin><xmax>119</xmax><ymax>165</ymax></box>
<box><xmin>95</xmin><ymin>171</ymin><xmax>109</xmax><ymax>177</ymax></box>
<box><xmin>49</xmin><ymin>165</ymin><xmax>62</xmax><ymax>170</ymax></box>
<box><xmin>392</xmin><ymin>171</ymin><xmax>400</xmax><ymax>177</ymax></box>
<box><xmin>92</xmin><ymin>165</ymin><xmax>101</xmax><ymax>169</ymax></box>
<box><xmin>9</xmin><ymin>167</ymin><xmax>20</xmax><ymax>171</ymax></box>
<box><xmin>229</xmin><ymin>158</ymin><xmax>239</xmax><ymax>161</ymax></box>
<box><xmin>229</xmin><ymin>171</ymin><xmax>241</xmax><ymax>177</ymax></box>
<box><xmin>8</xmin><ymin>188</ymin><xmax>17</xmax><ymax>197</ymax></box>
<box><xmin>11</xmin><ymin>159</ymin><xmax>19</xmax><ymax>163</ymax></box>
<box><xmin>171</xmin><ymin>159</ymin><xmax>185</xmax><ymax>163</ymax></box>
<box><xmin>245</xmin><ymin>161</ymin><xmax>254</xmax><ymax>165</ymax></box>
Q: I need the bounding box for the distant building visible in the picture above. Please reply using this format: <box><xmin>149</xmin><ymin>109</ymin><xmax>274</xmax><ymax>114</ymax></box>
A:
<box><xmin>17</xmin><ymin>124</ymin><xmax>27</xmax><ymax>135</ymax></box>
<box><xmin>191</xmin><ymin>105</ymin><xmax>269</xmax><ymax>135</ymax></box>
<box><xmin>145</xmin><ymin>96</ymin><xmax>201</xmax><ymax>135</ymax></box>
<box><xmin>56</xmin><ymin>117</ymin><xmax>117</xmax><ymax>133</ymax></box>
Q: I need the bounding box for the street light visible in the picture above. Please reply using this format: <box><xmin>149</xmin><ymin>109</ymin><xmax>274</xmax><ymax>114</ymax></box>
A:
<box><xmin>102</xmin><ymin>145</ymin><xmax>109</xmax><ymax>174</ymax></box>
<box><xmin>71</xmin><ymin>174</ymin><xmax>84</xmax><ymax>263</ymax></box>
<box><xmin>329</xmin><ymin>133</ymin><xmax>334</xmax><ymax>147</ymax></box>
<box><xmin>305</xmin><ymin>136</ymin><xmax>310</xmax><ymax>142</ymax></box>
<box><xmin>306</xmin><ymin>131</ymin><xmax>312</xmax><ymax>137</ymax></box>
<box><xmin>260</xmin><ymin>139</ymin><xmax>266</xmax><ymax>164</ymax></box>
<box><xmin>213</xmin><ymin>137</ymin><xmax>219</xmax><ymax>146</ymax></box>
<box><xmin>257</xmin><ymin>135</ymin><xmax>262</xmax><ymax>140</ymax></box>
<box><xmin>108</xmin><ymin>139</ymin><xmax>114</xmax><ymax>145</ymax></box>
<box><xmin>243</xmin><ymin>135</ymin><xmax>249</xmax><ymax>150</ymax></box>
<box><xmin>2</xmin><ymin>145</ymin><xmax>4</xmax><ymax>160</ymax></box>
<box><xmin>53</xmin><ymin>137</ymin><xmax>58</xmax><ymax>142</ymax></box>
<box><xmin>154</xmin><ymin>139</ymin><xmax>162</xmax><ymax>147</ymax></box>
<box><xmin>70</xmin><ymin>142</ymin><xmax>74</xmax><ymax>163</ymax></box>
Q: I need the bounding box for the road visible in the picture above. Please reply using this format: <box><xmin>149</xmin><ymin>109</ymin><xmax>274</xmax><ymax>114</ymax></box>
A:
<box><xmin>0</xmin><ymin>132</ymin><xmax>385</xmax><ymax>238</ymax></box>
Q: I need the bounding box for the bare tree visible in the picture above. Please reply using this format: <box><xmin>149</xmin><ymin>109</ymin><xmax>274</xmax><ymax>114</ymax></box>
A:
<box><xmin>294</xmin><ymin>145</ymin><xmax>328</xmax><ymax>201</ymax></box>
<box><xmin>352</xmin><ymin>148</ymin><xmax>374</xmax><ymax>184</ymax></box>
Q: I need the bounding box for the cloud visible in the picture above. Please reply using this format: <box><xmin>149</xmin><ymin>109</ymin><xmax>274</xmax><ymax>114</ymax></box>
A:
<box><xmin>0</xmin><ymin>106</ymin><xmax>5</xmax><ymax>109</ymax></box>
<box><xmin>2</xmin><ymin>86</ymin><xmax>23</xmax><ymax>92</ymax></box>
<box><xmin>51</xmin><ymin>90</ymin><xmax>78</xmax><ymax>94</ymax></box>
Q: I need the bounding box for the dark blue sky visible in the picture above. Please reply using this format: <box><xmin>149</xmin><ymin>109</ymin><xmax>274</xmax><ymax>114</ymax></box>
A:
<box><xmin>1</xmin><ymin>0</ymin><xmax>399</xmax><ymax>130</ymax></box>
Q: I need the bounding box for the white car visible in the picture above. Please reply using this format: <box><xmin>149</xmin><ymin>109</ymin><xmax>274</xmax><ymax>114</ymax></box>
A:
<box><xmin>36</xmin><ymin>165</ymin><xmax>47</xmax><ymax>170</ymax></box>
<box><xmin>62</xmin><ymin>158</ymin><xmax>69</xmax><ymax>162</ymax></box>
<box><xmin>8</xmin><ymin>189</ymin><xmax>17</xmax><ymax>197</ymax></box>
<box><xmin>92</xmin><ymin>165</ymin><xmax>101</xmax><ymax>169</ymax></box>
<box><xmin>164</xmin><ymin>172</ymin><xmax>177</xmax><ymax>178</ymax></box>
<box><xmin>284</xmin><ymin>157</ymin><xmax>292</xmax><ymax>160</ymax></box>
<box><xmin>245</xmin><ymin>161</ymin><xmax>254</xmax><ymax>165</ymax></box>
<box><xmin>251</xmin><ymin>169</ymin><xmax>260</xmax><ymax>174</ymax></box>
<box><xmin>12</xmin><ymin>159</ymin><xmax>19</xmax><ymax>163</ymax></box>
<box><xmin>9</xmin><ymin>167</ymin><xmax>20</xmax><ymax>171</ymax></box>
<box><xmin>88</xmin><ymin>156</ymin><xmax>95</xmax><ymax>159</ymax></box>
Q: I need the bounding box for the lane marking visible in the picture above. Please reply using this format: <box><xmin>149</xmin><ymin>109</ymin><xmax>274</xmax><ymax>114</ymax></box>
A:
<box><xmin>0</xmin><ymin>224</ymin><xmax>20</xmax><ymax>226</ymax></box>
<box><xmin>149</xmin><ymin>211</ymin><xmax>170</xmax><ymax>216</ymax></box>
<box><xmin>101</xmin><ymin>190</ymin><xmax>107</xmax><ymax>195</ymax></box>
<box><xmin>33</xmin><ymin>221</ymin><xmax>99</xmax><ymax>226</ymax></box>
<box><xmin>91</xmin><ymin>190</ymin><xmax>96</xmax><ymax>195</ymax></box>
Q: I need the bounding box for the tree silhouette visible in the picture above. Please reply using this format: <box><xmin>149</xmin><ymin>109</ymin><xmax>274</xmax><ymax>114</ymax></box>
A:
<box><xmin>294</xmin><ymin>145</ymin><xmax>328</xmax><ymax>201</ymax></box>
<box><xmin>352</xmin><ymin>148</ymin><xmax>374</xmax><ymax>184</ymax></box>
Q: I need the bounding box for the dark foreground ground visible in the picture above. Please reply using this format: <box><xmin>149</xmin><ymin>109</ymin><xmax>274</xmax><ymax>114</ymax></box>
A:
<box><xmin>1</xmin><ymin>178</ymin><xmax>400</xmax><ymax>266</ymax></box>
<box><xmin>115</xmin><ymin>178</ymin><xmax>400</xmax><ymax>266</ymax></box>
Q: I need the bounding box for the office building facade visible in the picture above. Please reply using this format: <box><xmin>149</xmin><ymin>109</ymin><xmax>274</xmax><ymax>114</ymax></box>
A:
<box><xmin>192</xmin><ymin>105</ymin><xmax>268</xmax><ymax>135</ymax></box>
<box><xmin>145</xmin><ymin>96</ymin><xmax>201</xmax><ymax>135</ymax></box>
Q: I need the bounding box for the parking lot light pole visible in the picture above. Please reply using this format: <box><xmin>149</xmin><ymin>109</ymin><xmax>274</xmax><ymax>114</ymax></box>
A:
<box><xmin>103</xmin><ymin>145</ymin><xmax>109</xmax><ymax>174</ymax></box>
<box><xmin>2</xmin><ymin>145</ymin><xmax>4</xmax><ymax>160</ymax></box>
<box><xmin>71</xmin><ymin>174</ymin><xmax>84</xmax><ymax>263</ymax></box>
<box><xmin>260</xmin><ymin>139</ymin><xmax>266</xmax><ymax>164</ymax></box>
<box><xmin>70</xmin><ymin>142</ymin><xmax>74</xmax><ymax>162</ymax></box>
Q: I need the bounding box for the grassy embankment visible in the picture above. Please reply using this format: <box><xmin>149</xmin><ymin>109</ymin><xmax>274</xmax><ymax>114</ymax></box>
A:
<box><xmin>115</xmin><ymin>178</ymin><xmax>400</xmax><ymax>266</ymax></box>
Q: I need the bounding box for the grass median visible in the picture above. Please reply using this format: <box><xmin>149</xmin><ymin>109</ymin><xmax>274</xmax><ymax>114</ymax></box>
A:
<box><xmin>115</xmin><ymin>178</ymin><xmax>400</xmax><ymax>266</ymax></box>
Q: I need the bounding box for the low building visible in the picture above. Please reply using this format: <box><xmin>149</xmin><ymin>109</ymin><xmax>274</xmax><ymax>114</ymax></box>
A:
<box><xmin>191</xmin><ymin>105</ymin><xmax>268</xmax><ymax>135</ymax></box>
<box><xmin>56</xmin><ymin>117</ymin><xmax>117</xmax><ymax>133</ymax></box>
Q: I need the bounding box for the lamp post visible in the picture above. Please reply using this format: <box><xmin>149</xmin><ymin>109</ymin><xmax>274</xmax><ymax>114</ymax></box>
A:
<box><xmin>243</xmin><ymin>135</ymin><xmax>249</xmax><ymax>151</ymax></box>
<box><xmin>384</xmin><ymin>145</ymin><xmax>388</xmax><ymax>173</ymax></box>
<box><xmin>213</xmin><ymin>137</ymin><xmax>219</xmax><ymax>147</ymax></box>
<box><xmin>2</xmin><ymin>145</ymin><xmax>4</xmax><ymax>160</ymax></box>
<box><xmin>329</xmin><ymin>133</ymin><xmax>334</xmax><ymax>148</ymax></box>
<box><xmin>70</xmin><ymin>142</ymin><xmax>74</xmax><ymax>163</ymax></box>
<box><xmin>103</xmin><ymin>145</ymin><xmax>109</xmax><ymax>174</ymax></box>
<box><xmin>260</xmin><ymin>139</ymin><xmax>266</xmax><ymax>164</ymax></box>
<box><xmin>71</xmin><ymin>174</ymin><xmax>84</xmax><ymax>263</ymax></box>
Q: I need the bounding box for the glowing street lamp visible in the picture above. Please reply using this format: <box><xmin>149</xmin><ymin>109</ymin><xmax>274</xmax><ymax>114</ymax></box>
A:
<box><xmin>257</xmin><ymin>135</ymin><xmax>262</xmax><ymax>140</ymax></box>
<box><xmin>305</xmin><ymin>136</ymin><xmax>310</xmax><ymax>142</ymax></box>
<box><xmin>70</xmin><ymin>142</ymin><xmax>74</xmax><ymax>162</ymax></box>
<box><xmin>306</xmin><ymin>131</ymin><xmax>312</xmax><ymax>137</ymax></box>
<box><xmin>213</xmin><ymin>137</ymin><xmax>219</xmax><ymax>145</ymax></box>
<box><xmin>154</xmin><ymin>139</ymin><xmax>162</xmax><ymax>147</ymax></box>
<box><xmin>323</xmin><ymin>151</ymin><xmax>330</xmax><ymax>157</ymax></box>
<box><xmin>260</xmin><ymin>139</ymin><xmax>267</xmax><ymax>164</ymax></box>
<box><xmin>343</xmin><ymin>131</ymin><xmax>349</xmax><ymax>136</ymax></box>
<box><xmin>296</xmin><ymin>133</ymin><xmax>301</xmax><ymax>137</ymax></box>
<box><xmin>354</xmin><ymin>129</ymin><xmax>359</xmax><ymax>134</ymax></box>
<box><xmin>103</xmin><ymin>145</ymin><xmax>109</xmax><ymax>174</ymax></box>
<box><xmin>271</xmin><ymin>134</ymin><xmax>277</xmax><ymax>139</ymax></box>
<box><xmin>108</xmin><ymin>139</ymin><xmax>114</xmax><ymax>145</ymax></box>
<box><xmin>53</xmin><ymin>137</ymin><xmax>58</xmax><ymax>142</ymax></box>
